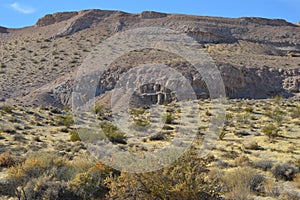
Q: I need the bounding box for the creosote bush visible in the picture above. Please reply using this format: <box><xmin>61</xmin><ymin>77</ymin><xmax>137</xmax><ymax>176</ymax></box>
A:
<box><xmin>1</xmin><ymin>105</ymin><xmax>14</xmax><ymax>113</ymax></box>
<box><xmin>262</xmin><ymin>123</ymin><xmax>280</xmax><ymax>139</ymax></box>
<box><xmin>70</xmin><ymin>130</ymin><xmax>81</xmax><ymax>142</ymax></box>
<box><xmin>162</xmin><ymin>113</ymin><xmax>175</xmax><ymax>124</ymax></box>
<box><xmin>6</xmin><ymin>153</ymin><xmax>115</xmax><ymax>200</ymax></box>
<box><xmin>101</xmin><ymin>122</ymin><xmax>126</xmax><ymax>144</ymax></box>
<box><xmin>56</xmin><ymin>114</ymin><xmax>74</xmax><ymax>127</ymax></box>
<box><xmin>105</xmin><ymin>148</ymin><xmax>221</xmax><ymax>200</ymax></box>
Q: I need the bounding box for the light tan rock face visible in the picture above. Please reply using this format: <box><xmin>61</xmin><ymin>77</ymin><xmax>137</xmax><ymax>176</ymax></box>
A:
<box><xmin>0</xmin><ymin>9</ymin><xmax>300</xmax><ymax>107</ymax></box>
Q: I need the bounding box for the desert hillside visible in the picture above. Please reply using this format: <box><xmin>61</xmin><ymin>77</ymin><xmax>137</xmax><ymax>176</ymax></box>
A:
<box><xmin>0</xmin><ymin>10</ymin><xmax>299</xmax><ymax>200</ymax></box>
<box><xmin>0</xmin><ymin>9</ymin><xmax>299</xmax><ymax>107</ymax></box>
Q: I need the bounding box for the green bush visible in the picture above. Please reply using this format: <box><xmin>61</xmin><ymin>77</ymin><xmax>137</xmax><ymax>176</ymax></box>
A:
<box><xmin>262</xmin><ymin>124</ymin><xmax>280</xmax><ymax>139</ymax></box>
<box><xmin>1</xmin><ymin>105</ymin><xmax>14</xmax><ymax>113</ymax></box>
<box><xmin>273</xmin><ymin>94</ymin><xmax>284</xmax><ymax>102</ymax></box>
<box><xmin>94</xmin><ymin>105</ymin><xmax>104</xmax><ymax>114</ymax></box>
<box><xmin>6</xmin><ymin>153</ymin><xmax>115</xmax><ymax>200</ymax></box>
<box><xmin>56</xmin><ymin>114</ymin><xmax>74</xmax><ymax>127</ymax></box>
<box><xmin>70</xmin><ymin>130</ymin><xmax>81</xmax><ymax>142</ymax></box>
<box><xmin>219</xmin><ymin>127</ymin><xmax>227</xmax><ymax>140</ymax></box>
<box><xmin>244</xmin><ymin>107</ymin><xmax>254</xmax><ymax>113</ymax></box>
<box><xmin>101</xmin><ymin>122</ymin><xmax>126</xmax><ymax>144</ymax></box>
<box><xmin>130</xmin><ymin>108</ymin><xmax>145</xmax><ymax>116</ymax></box>
<box><xmin>265</xmin><ymin>109</ymin><xmax>285</xmax><ymax>123</ymax></box>
<box><xmin>162</xmin><ymin>113</ymin><xmax>175</xmax><ymax>124</ymax></box>
<box><xmin>105</xmin><ymin>149</ymin><xmax>220</xmax><ymax>199</ymax></box>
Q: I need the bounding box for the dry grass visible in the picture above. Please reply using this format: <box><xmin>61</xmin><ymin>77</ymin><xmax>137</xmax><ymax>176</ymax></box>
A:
<box><xmin>0</xmin><ymin>152</ymin><xmax>15</xmax><ymax>167</ymax></box>
<box><xmin>221</xmin><ymin>167</ymin><xmax>265</xmax><ymax>200</ymax></box>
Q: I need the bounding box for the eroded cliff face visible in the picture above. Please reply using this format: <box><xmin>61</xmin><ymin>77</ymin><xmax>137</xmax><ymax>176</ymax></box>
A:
<box><xmin>219</xmin><ymin>65</ymin><xmax>300</xmax><ymax>98</ymax></box>
<box><xmin>0</xmin><ymin>9</ymin><xmax>299</xmax><ymax>107</ymax></box>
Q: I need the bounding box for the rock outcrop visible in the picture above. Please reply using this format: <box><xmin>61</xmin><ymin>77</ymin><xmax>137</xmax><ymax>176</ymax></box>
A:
<box><xmin>0</xmin><ymin>26</ymin><xmax>7</xmax><ymax>33</ymax></box>
<box><xmin>36</xmin><ymin>12</ymin><xmax>78</xmax><ymax>27</ymax></box>
<box><xmin>139</xmin><ymin>11</ymin><xmax>167</xmax><ymax>19</ymax></box>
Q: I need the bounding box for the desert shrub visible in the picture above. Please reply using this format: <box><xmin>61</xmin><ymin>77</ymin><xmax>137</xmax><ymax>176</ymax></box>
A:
<box><xmin>273</xmin><ymin>94</ymin><xmax>284</xmax><ymax>102</ymax></box>
<box><xmin>7</xmin><ymin>153</ymin><xmax>68</xmax><ymax>199</ymax></box>
<box><xmin>264</xmin><ymin>109</ymin><xmax>285</xmax><ymax>123</ymax></box>
<box><xmin>70</xmin><ymin>130</ymin><xmax>81</xmax><ymax>142</ymax></box>
<box><xmin>221</xmin><ymin>167</ymin><xmax>265</xmax><ymax>200</ymax></box>
<box><xmin>6</xmin><ymin>153</ymin><xmax>115</xmax><ymax>199</ymax></box>
<box><xmin>105</xmin><ymin>149</ymin><xmax>221</xmax><ymax>200</ymax></box>
<box><xmin>162</xmin><ymin>113</ymin><xmax>175</xmax><ymax>124</ymax></box>
<box><xmin>226</xmin><ymin>113</ymin><xmax>233</xmax><ymax>119</ymax></box>
<box><xmin>56</xmin><ymin>114</ymin><xmax>74</xmax><ymax>127</ymax></box>
<box><xmin>94</xmin><ymin>105</ymin><xmax>104</xmax><ymax>114</ymax></box>
<box><xmin>290</xmin><ymin>106</ymin><xmax>300</xmax><ymax>119</ymax></box>
<box><xmin>263</xmin><ymin>178</ymin><xmax>281</xmax><ymax>198</ymax></box>
<box><xmin>130</xmin><ymin>108</ymin><xmax>145</xmax><ymax>116</ymax></box>
<box><xmin>1</xmin><ymin>105</ymin><xmax>14</xmax><ymax>113</ymax></box>
<box><xmin>254</xmin><ymin>160</ymin><xmax>273</xmax><ymax>171</ymax></box>
<box><xmin>271</xmin><ymin>164</ymin><xmax>299</xmax><ymax>181</ymax></box>
<box><xmin>236</xmin><ymin>113</ymin><xmax>251</xmax><ymax>124</ymax></box>
<box><xmin>244</xmin><ymin>107</ymin><xmax>254</xmax><ymax>113</ymax></box>
<box><xmin>133</xmin><ymin>119</ymin><xmax>150</xmax><ymax>128</ymax></box>
<box><xmin>101</xmin><ymin>122</ymin><xmax>126</xmax><ymax>144</ymax></box>
<box><xmin>0</xmin><ymin>152</ymin><xmax>15</xmax><ymax>167</ymax></box>
<box><xmin>262</xmin><ymin>123</ymin><xmax>280</xmax><ymax>139</ymax></box>
<box><xmin>23</xmin><ymin>176</ymin><xmax>79</xmax><ymax>200</ymax></box>
<box><xmin>234</xmin><ymin>155</ymin><xmax>251</xmax><ymax>167</ymax></box>
<box><xmin>219</xmin><ymin>127</ymin><xmax>227</xmax><ymax>140</ymax></box>
<box><xmin>279</xmin><ymin>189</ymin><xmax>300</xmax><ymax>200</ymax></box>
<box><xmin>294</xmin><ymin>174</ymin><xmax>300</xmax><ymax>188</ymax></box>
<box><xmin>8</xmin><ymin>153</ymin><xmax>67</xmax><ymax>181</ymax></box>
<box><xmin>69</xmin><ymin>161</ymin><xmax>115</xmax><ymax>200</ymax></box>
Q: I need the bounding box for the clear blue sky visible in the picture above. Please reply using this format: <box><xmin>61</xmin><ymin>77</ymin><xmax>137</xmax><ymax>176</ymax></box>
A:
<box><xmin>0</xmin><ymin>0</ymin><xmax>299</xmax><ymax>28</ymax></box>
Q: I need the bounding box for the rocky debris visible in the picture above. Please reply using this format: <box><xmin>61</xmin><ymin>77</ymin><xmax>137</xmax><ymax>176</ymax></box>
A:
<box><xmin>243</xmin><ymin>141</ymin><xmax>261</xmax><ymax>150</ymax></box>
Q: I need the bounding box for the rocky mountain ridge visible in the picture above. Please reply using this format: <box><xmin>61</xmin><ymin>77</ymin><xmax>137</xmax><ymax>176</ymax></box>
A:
<box><xmin>0</xmin><ymin>9</ymin><xmax>299</xmax><ymax>107</ymax></box>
